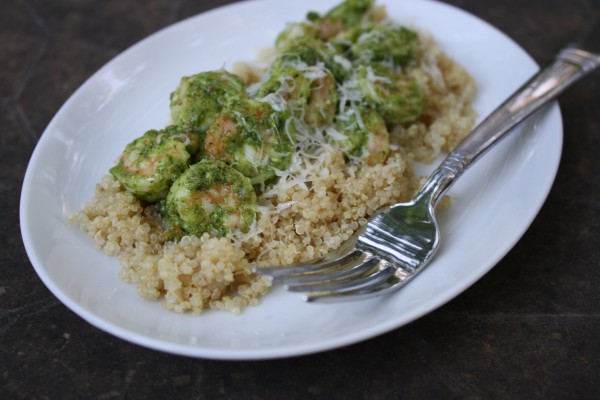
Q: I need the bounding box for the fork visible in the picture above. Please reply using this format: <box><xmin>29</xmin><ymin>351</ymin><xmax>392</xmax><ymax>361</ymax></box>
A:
<box><xmin>254</xmin><ymin>29</ymin><xmax>600</xmax><ymax>303</ymax></box>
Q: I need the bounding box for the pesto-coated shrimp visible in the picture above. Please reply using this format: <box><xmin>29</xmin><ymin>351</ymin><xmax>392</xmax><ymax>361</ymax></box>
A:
<box><xmin>275</xmin><ymin>22</ymin><xmax>318</xmax><ymax>52</ymax></box>
<box><xmin>162</xmin><ymin>124</ymin><xmax>204</xmax><ymax>160</ymax></box>
<box><xmin>255</xmin><ymin>61</ymin><xmax>339</xmax><ymax>127</ymax></box>
<box><xmin>276</xmin><ymin>0</ymin><xmax>374</xmax><ymax>45</ymax></box>
<box><xmin>276</xmin><ymin>35</ymin><xmax>350</xmax><ymax>83</ymax></box>
<box><xmin>333</xmin><ymin>107</ymin><xmax>390</xmax><ymax>165</ymax></box>
<box><xmin>303</xmin><ymin>0</ymin><xmax>375</xmax><ymax>41</ymax></box>
<box><xmin>304</xmin><ymin>66</ymin><xmax>339</xmax><ymax>127</ymax></box>
<box><xmin>323</xmin><ymin>0</ymin><xmax>374</xmax><ymax>29</ymax></box>
<box><xmin>204</xmin><ymin>99</ymin><xmax>295</xmax><ymax>185</ymax></box>
<box><xmin>165</xmin><ymin>160</ymin><xmax>257</xmax><ymax>237</ymax></box>
<box><xmin>110</xmin><ymin>129</ymin><xmax>191</xmax><ymax>202</ymax></box>
<box><xmin>254</xmin><ymin>63</ymin><xmax>311</xmax><ymax>114</ymax></box>
<box><xmin>354</xmin><ymin>63</ymin><xmax>424</xmax><ymax>126</ymax></box>
<box><xmin>170</xmin><ymin>70</ymin><xmax>247</xmax><ymax>132</ymax></box>
<box><xmin>276</xmin><ymin>36</ymin><xmax>330</xmax><ymax>67</ymax></box>
<box><xmin>350</xmin><ymin>24</ymin><xmax>419</xmax><ymax>66</ymax></box>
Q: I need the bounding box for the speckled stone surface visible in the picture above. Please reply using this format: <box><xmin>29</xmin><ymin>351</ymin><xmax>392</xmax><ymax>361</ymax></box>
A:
<box><xmin>2</xmin><ymin>0</ymin><xmax>599</xmax><ymax>398</ymax></box>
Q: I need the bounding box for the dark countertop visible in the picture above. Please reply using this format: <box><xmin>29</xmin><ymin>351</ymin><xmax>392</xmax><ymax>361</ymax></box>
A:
<box><xmin>2</xmin><ymin>0</ymin><xmax>599</xmax><ymax>398</ymax></box>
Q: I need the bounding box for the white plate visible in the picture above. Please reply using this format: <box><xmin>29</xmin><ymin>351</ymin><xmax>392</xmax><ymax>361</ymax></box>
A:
<box><xmin>20</xmin><ymin>0</ymin><xmax>562</xmax><ymax>360</ymax></box>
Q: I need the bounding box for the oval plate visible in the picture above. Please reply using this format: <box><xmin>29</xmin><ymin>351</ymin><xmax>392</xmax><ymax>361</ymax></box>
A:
<box><xmin>20</xmin><ymin>0</ymin><xmax>562</xmax><ymax>360</ymax></box>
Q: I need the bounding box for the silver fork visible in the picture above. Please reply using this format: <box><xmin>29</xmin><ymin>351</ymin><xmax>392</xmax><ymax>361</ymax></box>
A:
<box><xmin>254</xmin><ymin>26</ymin><xmax>600</xmax><ymax>303</ymax></box>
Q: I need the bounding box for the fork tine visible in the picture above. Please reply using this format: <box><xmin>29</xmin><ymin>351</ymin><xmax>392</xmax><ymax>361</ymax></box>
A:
<box><xmin>253</xmin><ymin>247</ymin><xmax>363</xmax><ymax>277</ymax></box>
<box><xmin>286</xmin><ymin>261</ymin><xmax>396</xmax><ymax>293</ymax></box>
<box><xmin>304</xmin><ymin>267</ymin><xmax>415</xmax><ymax>302</ymax></box>
<box><xmin>304</xmin><ymin>279</ymin><xmax>396</xmax><ymax>302</ymax></box>
<box><xmin>276</xmin><ymin>252</ymin><xmax>375</xmax><ymax>285</ymax></box>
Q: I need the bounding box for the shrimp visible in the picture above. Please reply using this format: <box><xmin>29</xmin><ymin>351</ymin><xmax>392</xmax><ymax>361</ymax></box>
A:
<box><xmin>275</xmin><ymin>22</ymin><xmax>319</xmax><ymax>52</ymax></box>
<box><xmin>322</xmin><ymin>0</ymin><xmax>375</xmax><ymax>29</ymax></box>
<box><xmin>332</xmin><ymin>106</ymin><xmax>390</xmax><ymax>165</ymax></box>
<box><xmin>305</xmin><ymin>0</ymin><xmax>375</xmax><ymax>41</ymax></box>
<box><xmin>162</xmin><ymin>124</ymin><xmax>204</xmax><ymax>160</ymax></box>
<box><xmin>350</xmin><ymin>24</ymin><xmax>419</xmax><ymax>66</ymax></box>
<box><xmin>253</xmin><ymin>63</ymin><xmax>311</xmax><ymax>115</ymax></box>
<box><xmin>303</xmin><ymin>66</ymin><xmax>339</xmax><ymax>127</ymax></box>
<box><xmin>204</xmin><ymin>98</ymin><xmax>296</xmax><ymax>185</ymax></box>
<box><xmin>276</xmin><ymin>0</ymin><xmax>376</xmax><ymax>45</ymax></box>
<box><xmin>110</xmin><ymin>129</ymin><xmax>191</xmax><ymax>202</ymax></box>
<box><xmin>354</xmin><ymin>63</ymin><xmax>425</xmax><ymax>126</ymax></box>
<box><xmin>165</xmin><ymin>160</ymin><xmax>257</xmax><ymax>237</ymax></box>
<box><xmin>276</xmin><ymin>34</ymin><xmax>349</xmax><ymax>82</ymax></box>
<box><xmin>255</xmin><ymin>61</ymin><xmax>339</xmax><ymax>128</ymax></box>
<box><xmin>169</xmin><ymin>70</ymin><xmax>247</xmax><ymax>132</ymax></box>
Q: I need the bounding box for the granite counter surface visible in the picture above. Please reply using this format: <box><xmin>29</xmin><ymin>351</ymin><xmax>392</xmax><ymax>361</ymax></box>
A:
<box><xmin>2</xmin><ymin>0</ymin><xmax>599</xmax><ymax>398</ymax></box>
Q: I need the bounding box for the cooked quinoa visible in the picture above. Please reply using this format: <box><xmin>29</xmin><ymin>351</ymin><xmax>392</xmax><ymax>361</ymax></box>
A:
<box><xmin>70</xmin><ymin>3</ymin><xmax>476</xmax><ymax>315</ymax></box>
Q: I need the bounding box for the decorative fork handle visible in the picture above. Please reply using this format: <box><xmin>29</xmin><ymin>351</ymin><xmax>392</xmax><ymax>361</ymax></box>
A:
<box><xmin>419</xmin><ymin>44</ymin><xmax>600</xmax><ymax>206</ymax></box>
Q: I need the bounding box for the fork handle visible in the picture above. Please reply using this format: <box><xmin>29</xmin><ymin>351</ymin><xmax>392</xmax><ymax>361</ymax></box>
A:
<box><xmin>419</xmin><ymin>45</ymin><xmax>600</xmax><ymax>206</ymax></box>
